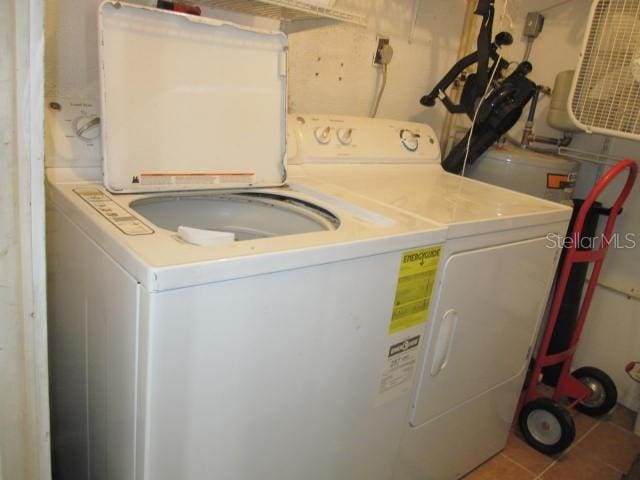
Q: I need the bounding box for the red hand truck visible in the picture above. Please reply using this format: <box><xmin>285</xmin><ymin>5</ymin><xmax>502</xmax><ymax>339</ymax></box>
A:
<box><xmin>516</xmin><ymin>159</ymin><xmax>638</xmax><ymax>455</ymax></box>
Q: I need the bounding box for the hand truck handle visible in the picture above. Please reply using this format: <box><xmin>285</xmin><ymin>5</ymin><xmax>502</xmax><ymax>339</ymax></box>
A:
<box><xmin>571</xmin><ymin>159</ymin><xmax>637</xmax><ymax>243</ymax></box>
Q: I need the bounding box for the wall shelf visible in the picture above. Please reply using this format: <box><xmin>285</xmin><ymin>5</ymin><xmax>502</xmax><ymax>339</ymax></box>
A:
<box><xmin>189</xmin><ymin>0</ymin><xmax>367</xmax><ymax>26</ymax></box>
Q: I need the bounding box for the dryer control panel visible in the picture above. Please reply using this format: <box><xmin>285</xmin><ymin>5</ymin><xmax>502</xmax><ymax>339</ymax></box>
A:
<box><xmin>288</xmin><ymin>114</ymin><xmax>441</xmax><ymax>165</ymax></box>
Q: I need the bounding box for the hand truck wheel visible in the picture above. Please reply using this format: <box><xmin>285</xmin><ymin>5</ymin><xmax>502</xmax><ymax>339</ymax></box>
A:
<box><xmin>570</xmin><ymin>366</ymin><xmax>618</xmax><ymax>417</ymax></box>
<box><xmin>518</xmin><ymin>397</ymin><xmax>575</xmax><ymax>455</ymax></box>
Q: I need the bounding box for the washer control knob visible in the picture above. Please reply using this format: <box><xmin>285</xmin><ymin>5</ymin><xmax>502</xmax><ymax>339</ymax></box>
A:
<box><xmin>400</xmin><ymin>129</ymin><xmax>420</xmax><ymax>152</ymax></box>
<box><xmin>314</xmin><ymin>126</ymin><xmax>332</xmax><ymax>144</ymax></box>
<box><xmin>336</xmin><ymin>128</ymin><xmax>353</xmax><ymax>145</ymax></box>
<box><xmin>73</xmin><ymin>115</ymin><xmax>101</xmax><ymax>142</ymax></box>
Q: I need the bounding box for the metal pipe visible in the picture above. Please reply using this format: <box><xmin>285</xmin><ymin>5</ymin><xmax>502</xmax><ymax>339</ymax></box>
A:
<box><xmin>517</xmin><ymin>131</ymin><xmax>573</xmax><ymax>149</ymax></box>
<box><xmin>531</xmin><ymin>133</ymin><xmax>573</xmax><ymax>147</ymax></box>
<box><xmin>527</xmin><ymin>88</ymin><xmax>540</xmax><ymax>123</ymax></box>
<box><xmin>502</xmin><ymin>141</ymin><xmax>621</xmax><ymax>167</ymax></box>
<box><xmin>505</xmin><ymin>134</ymin><xmax>557</xmax><ymax>154</ymax></box>
<box><xmin>522</xmin><ymin>37</ymin><xmax>533</xmax><ymax>62</ymax></box>
<box><xmin>586</xmin><ymin>276</ymin><xmax>640</xmax><ymax>301</ymax></box>
<box><xmin>407</xmin><ymin>0</ymin><xmax>421</xmax><ymax>44</ymax></box>
<box><xmin>558</xmin><ymin>146</ymin><xmax>619</xmax><ymax>166</ymax></box>
<box><xmin>440</xmin><ymin>0</ymin><xmax>478</xmax><ymax>150</ymax></box>
<box><xmin>520</xmin><ymin>86</ymin><xmax>573</xmax><ymax>149</ymax></box>
<box><xmin>521</xmin><ymin>87</ymin><xmax>540</xmax><ymax>147</ymax></box>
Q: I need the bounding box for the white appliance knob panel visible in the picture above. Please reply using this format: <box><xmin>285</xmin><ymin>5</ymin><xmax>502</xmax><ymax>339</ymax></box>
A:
<box><xmin>314</xmin><ymin>126</ymin><xmax>332</xmax><ymax>144</ymax></box>
<box><xmin>336</xmin><ymin>128</ymin><xmax>353</xmax><ymax>145</ymax></box>
<box><xmin>73</xmin><ymin>115</ymin><xmax>101</xmax><ymax>142</ymax></box>
<box><xmin>400</xmin><ymin>129</ymin><xmax>420</xmax><ymax>152</ymax></box>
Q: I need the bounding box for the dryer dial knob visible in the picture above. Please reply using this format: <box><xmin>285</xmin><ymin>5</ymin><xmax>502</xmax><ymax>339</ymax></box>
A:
<box><xmin>314</xmin><ymin>126</ymin><xmax>332</xmax><ymax>144</ymax></box>
<box><xmin>337</xmin><ymin>128</ymin><xmax>353</xmax><ymax>145</ymax></box>
<box><xmin>400</xmin><ymin>129</ymin><xmax>420</xmax><ymax>152</ymax></box>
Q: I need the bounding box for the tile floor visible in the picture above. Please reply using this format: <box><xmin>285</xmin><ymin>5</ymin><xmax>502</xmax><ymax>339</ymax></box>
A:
<box><xmin>463</xmin><ymin>405</ymin><xmax>639</xmax><ymax>480</ymax></box>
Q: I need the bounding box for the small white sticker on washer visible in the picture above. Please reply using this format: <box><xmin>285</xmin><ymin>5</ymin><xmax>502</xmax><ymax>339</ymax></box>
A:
<box><xmin>74</xmin><ymin>187</ymin><xmax>154</xmax><ymax>236</ymax></box>
<box><xmin>375</xmin><ymin>334</ymin><xmax>421</xmax><ymax>406</ymax></box>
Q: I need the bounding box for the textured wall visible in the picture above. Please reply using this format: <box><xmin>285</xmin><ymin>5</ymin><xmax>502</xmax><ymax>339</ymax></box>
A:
<box><xmin>44</xmin><ymin>0</ymin><xmax>464</xmax><ymax>136</ymax></box>
<box><xmin>285</xmin><ymin>0</ymin><xmax>464</xmax><ymax>133</ymax></box>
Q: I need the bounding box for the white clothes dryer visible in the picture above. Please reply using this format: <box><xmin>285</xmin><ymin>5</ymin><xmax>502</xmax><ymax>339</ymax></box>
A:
<box><xmin>288</xmin><ymin>114</ymin><xmax>573</xmax><ymax>480</ymax></box>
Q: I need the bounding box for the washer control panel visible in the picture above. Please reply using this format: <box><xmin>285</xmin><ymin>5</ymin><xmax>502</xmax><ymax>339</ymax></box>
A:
<box><xmin>74</xmin><ymin>187</ymin><xmax>154</xmax><ymax>236</ymax></box>
<box><xmin>46</xmin><ymin>97</ymin><xmax>102</xmax><ymax>167</ymax></box>
<box><xmin>288</xmin><ymin>114</ymin><xmax>440</xmax><ymax>165</ymax></box>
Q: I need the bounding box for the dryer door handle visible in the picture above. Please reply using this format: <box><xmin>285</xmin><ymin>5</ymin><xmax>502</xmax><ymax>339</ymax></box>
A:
<box><xmin>430</xmin><ymin>309</ymin><xmax>458</xmax><ymax>376</ymax></box>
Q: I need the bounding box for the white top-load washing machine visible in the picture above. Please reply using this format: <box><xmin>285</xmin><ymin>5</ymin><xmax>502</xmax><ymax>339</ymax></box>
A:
<box><xmin>46</xmin><ymin>4</ymin><xmax>449</xmax><ymax>480</ymax></box>
<box><xmin>288</xmin><ymin>114</ymin><xmax>574</xmax><ymax>480</ymax></box>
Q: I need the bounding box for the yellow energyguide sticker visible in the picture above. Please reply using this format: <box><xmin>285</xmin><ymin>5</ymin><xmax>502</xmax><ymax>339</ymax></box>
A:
<box><xmin>389</xmin><ymin>246</ymin><xmax>442</xmax><ymax>334</ymax></box>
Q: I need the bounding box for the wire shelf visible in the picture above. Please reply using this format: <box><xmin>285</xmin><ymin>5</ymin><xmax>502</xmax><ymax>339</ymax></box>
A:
<box><xmin>188</xmin><ymin>0</ymin><xmax>367</xmax><ymax>26</ymax></box>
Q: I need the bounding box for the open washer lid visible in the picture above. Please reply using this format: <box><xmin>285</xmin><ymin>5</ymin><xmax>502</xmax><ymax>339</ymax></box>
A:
<box><xmin>98</xmin><ymin>1</ymin><xmax>288</xmax><ymax>193</ymax></box>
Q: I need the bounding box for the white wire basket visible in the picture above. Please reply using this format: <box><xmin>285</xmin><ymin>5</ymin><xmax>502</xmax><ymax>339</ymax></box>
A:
<box><xmin>188</xmin><ymin>0</ymin><xmax>367</xmax><ymax>25</ymax></box>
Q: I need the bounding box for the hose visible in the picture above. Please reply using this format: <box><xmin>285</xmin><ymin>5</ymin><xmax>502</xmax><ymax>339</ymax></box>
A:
<box><xmin>371</xmin><ymin>64</ymin><xmax>388</xmax><ymax>118</ymax></box>
<box><xmin>523</xmin><ymin>38</ymin><xmax>534</xmax><ymax>62</ymax></box>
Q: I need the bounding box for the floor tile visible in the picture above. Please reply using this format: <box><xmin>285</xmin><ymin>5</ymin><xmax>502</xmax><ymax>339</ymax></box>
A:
<box><xmin>608</xmin><ymin>405</ymin><xmax>637</xmax><ymax>432</ymax></box>
<box><xmin>573</xmin><ymin>421</ymin><xmax>640</xmax><ymax>473</ymax></box>
<box><xmin>625</xmin><ymin>453</ymin><xmax>640</xmax><ymax>479</ymax></box>
<box><xmin>502</xmin><ymin>432</ymin><xmax>554</xmax><ymax>475</ymax></box>
<box><xmin>570</xmin><ymin>410</ymin><xmax>599</xmax><ymax>440</ymax></box>
<box><xmin>462</xmin><ymin>404</ymin><xmax>639</xmax><ymax>479</ymax></box>
<box><xmin>463</xmin><ymin>454</ymin><xmax>534</xmax><ymax>480</ymax></box>
<box><xmin>540</xmin><ymin>450</ymin><xmax>621</xmax><ymax>480</ymax></box>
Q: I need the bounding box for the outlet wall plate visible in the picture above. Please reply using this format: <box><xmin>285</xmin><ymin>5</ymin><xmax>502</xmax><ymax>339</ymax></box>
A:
<box><xmin>373</xmin><ymin>36</ymin><xmax>390</xmax><ymax>66</ymax></box>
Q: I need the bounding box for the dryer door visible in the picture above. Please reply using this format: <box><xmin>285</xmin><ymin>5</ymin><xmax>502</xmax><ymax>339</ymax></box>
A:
<box><xmin>411</xmin><ymin>236</ymin><xmax>557</xmax><ymax>427</ymax></box>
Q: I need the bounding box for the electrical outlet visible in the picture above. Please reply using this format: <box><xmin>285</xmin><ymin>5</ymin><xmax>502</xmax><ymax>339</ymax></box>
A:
<box><xmin>524</xmin><ymin>12</ymin><xmax>545</xmax><ymax>38</ymax></box>
<box><xmin>373</xmin><ymin>36</ymin><xmax>390</xmax><ymax>66</ymax></box>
